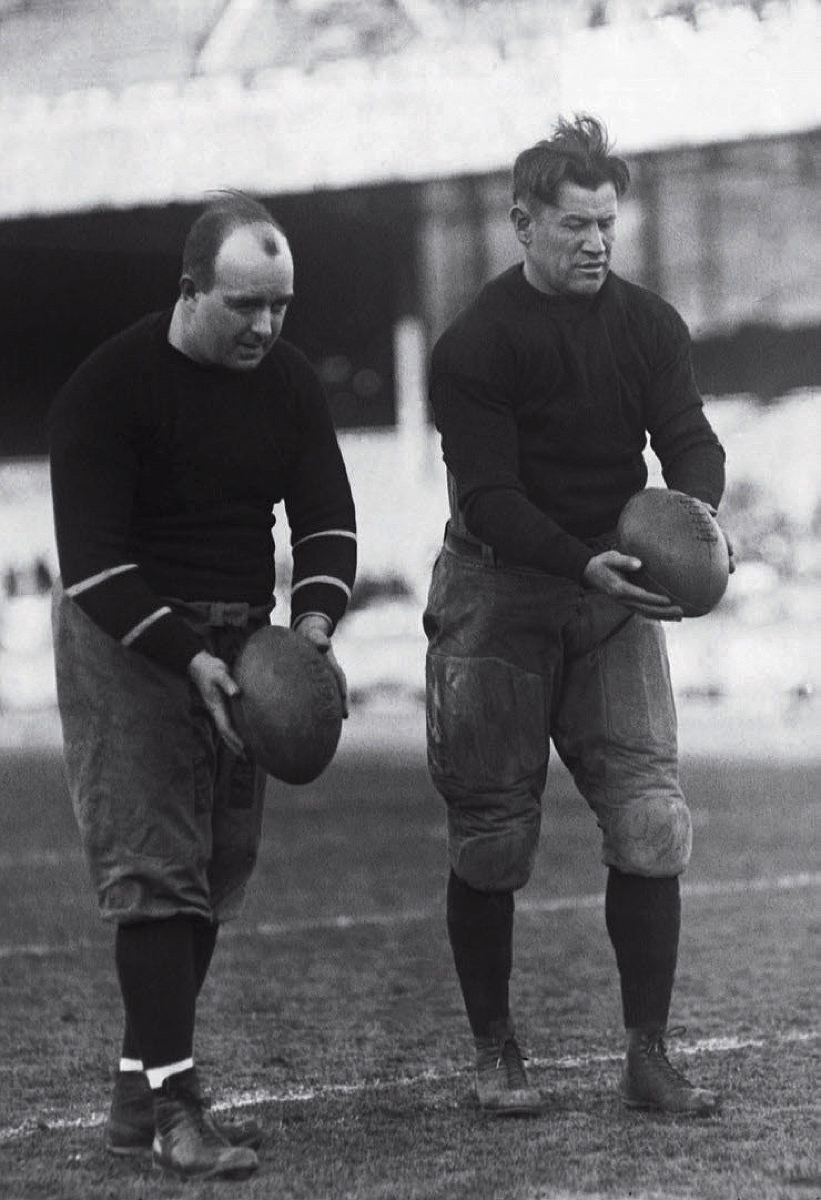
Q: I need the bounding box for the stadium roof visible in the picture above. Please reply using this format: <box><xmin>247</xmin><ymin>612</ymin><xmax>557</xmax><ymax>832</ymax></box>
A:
<box><xmin>0</xmin><ymin>0</ymin><xmax>817</xmax><ymax>218</ymax></box>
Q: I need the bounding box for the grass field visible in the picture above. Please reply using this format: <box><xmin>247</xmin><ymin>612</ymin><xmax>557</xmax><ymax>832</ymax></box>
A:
<box><xmin>0</xmin><ymin>719</ymin><xmax>818</xmax><ymax>1200</ymax></box>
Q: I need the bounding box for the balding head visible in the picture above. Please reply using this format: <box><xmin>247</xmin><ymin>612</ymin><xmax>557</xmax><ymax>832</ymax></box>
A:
<box><xmin>181</xmin><ymin>192</ymin><xmax>289</xmax><ymax>293</ymax></box>
<box><xmin>170</xmin><ymin>203</ymin><xmax>295</xmax><ymax>371</ymax></box>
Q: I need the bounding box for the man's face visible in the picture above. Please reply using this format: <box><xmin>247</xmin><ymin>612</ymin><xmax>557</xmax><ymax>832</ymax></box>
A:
<box><xmin>512</xmin><ymin>180</ymin><xmax>618</xmax><ymax>297</ymax></box>
<box><xmin>183</xmin><ymin>223</ymin><xmax>295</xmax><ymax>371</ymax></box>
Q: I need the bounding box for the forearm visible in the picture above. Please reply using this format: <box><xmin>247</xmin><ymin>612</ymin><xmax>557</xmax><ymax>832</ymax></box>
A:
<box><xmin>647</xmin><ymin>335</ymin><xmax>726</xmax><ymax>509</ymax></box>
<box><xmin>461</xmin><ymin>486</ymin><xmax>594</xmax><ymax>581</ymax></box>
<box><xmin>286</xmin><ymin>448</ymin><xmax>357</xmax><ymax>633</ymax></box>
<box><xmin>51</xmin><ymin>446</ymin><xmax>205</xmax><ymax>675</ymax></box>
<box><xmin>661</xmin><ymin>440</ymin><xmax>726</xmax><ymax>510</ymax></box>
<box><xmin>57</xmin><ymin>564</ymin><xmax>205</xmax><ymax>675</ymax></box>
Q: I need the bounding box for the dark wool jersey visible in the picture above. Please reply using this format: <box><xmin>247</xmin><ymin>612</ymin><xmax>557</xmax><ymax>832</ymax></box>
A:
<box><xmin>430</xmin><ymin>265</ymin><xmax>726</xmax><ymax>581</ymax></box>
<box><xmin>49</xmin><ymin>311</ymin><xmax>357</xmax><ymax>675</ymax></box>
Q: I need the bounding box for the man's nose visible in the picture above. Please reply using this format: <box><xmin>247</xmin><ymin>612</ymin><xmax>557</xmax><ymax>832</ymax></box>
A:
<box><xmin>582</xmin><ymin>225</ymin><xmax>606</xmax><ymax>254</ymax></box>
<box><xmin>251</xmin><ymin>308</ymin><xmax>273</xmax><ymax>337</ymax></box>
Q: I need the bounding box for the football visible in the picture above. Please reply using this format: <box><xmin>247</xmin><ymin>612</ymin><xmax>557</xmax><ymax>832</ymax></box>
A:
<box><xmin>231</xmin><ymin>625</ymin><xmax>344</xmax><ymax>784</ymax></box>
<box><xmin>616</xmin><ymin>488</ymin><xmax>730</xmax><ymax>617</ymax></box>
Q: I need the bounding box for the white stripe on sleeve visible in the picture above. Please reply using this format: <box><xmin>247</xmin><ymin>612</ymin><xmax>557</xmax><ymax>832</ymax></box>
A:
<box><xmin>121</xmin><ymin>607</ymin><xmax>173</xmax><ymax>647</ymax></box>
<box><xmin>290</xmin><ymin>575</ymin><xmax>352</xmax><ymax>599</ymax></box>
<box><xmin>292</xmin><ymin>529</ymin><xmax>357</xmax><ymax>550</ymax></box>
<box><xmin>65</xmin><ymin>563</ymin><xmax>138</xmax><ymax>597</ymax></box>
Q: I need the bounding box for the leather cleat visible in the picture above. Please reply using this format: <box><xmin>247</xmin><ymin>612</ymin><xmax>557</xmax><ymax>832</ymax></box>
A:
<box><xmin>106</xmin><ymin>1067</ymin><xmax>263</xmax><ymax>1156</ymax></box>
<box><xmin>621</xmin><ymin>1026</ymin><xmax>720</xmax><ymax>1116</ymax></box>
<box><xmin>474</xmin><ymin>1020</ymin><xmax>545</xmax><ymax>1116</ymax></box>
<box><xmin>105</xmin><ymin>1071</ymin><xmax>155</xmax><ymax>1156</ymax></box>
<box><xmin>151</xmin><ymin>1067</ymin><xmax>259</xmax><ymax>1180</ymax></box>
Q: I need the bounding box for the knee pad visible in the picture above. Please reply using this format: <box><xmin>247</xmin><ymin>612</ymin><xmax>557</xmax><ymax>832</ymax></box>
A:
<box><xmin>449</xmin><ymin>820</ymin><xmax>539</xmax><ymax>893</ymax></box>
<box><xmin>604</xmin><ymin>794</ymin><xmax>692</xmax><ymax>877</ymax></box>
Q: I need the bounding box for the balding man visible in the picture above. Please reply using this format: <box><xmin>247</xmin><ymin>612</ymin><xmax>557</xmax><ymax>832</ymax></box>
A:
<box><xmin>49</xmin><ymin>193</ymin><xmax>356</xmax><ymax>1180</ymax></box>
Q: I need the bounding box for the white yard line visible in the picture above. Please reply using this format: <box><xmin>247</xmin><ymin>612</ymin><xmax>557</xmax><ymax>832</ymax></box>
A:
<box><xmin>0</xmin><ymin>1029</ymin><xmax>816</xmax><ymax>1145</ymax></box>
<box><xmin>220</xmin><ymin>1029</ymin><xmax>818</xmax><ymax>1111</ymax></box>
<box><xmin>256</xmin><ymin>870</ymin><xmax>821</xmax><ymax>934</ymax></box>
<box><xmin>0</xmin><ymin>938</ymin><xmax>92</xmax><ymax>960</ymax></box>
<box><xmin>1</xmin><ymin>872</ymin><xmax>819</xmax><ymax>957</ymax></box>
<box><xmin>0</xmin><ymin>848</ymin><xmax>83</xmax><ymax>869</ymax></box>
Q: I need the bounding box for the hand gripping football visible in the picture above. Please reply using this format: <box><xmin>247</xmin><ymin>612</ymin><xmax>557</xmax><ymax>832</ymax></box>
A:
<box><xmin>616</xmin><ymin>488</ymin><xmax>730</xmax><ymax>617</ymax></box>
<box><xmin>231</xmin><ymin>625</ymin><xmax>344</xmax><ymax>783</ymax></box>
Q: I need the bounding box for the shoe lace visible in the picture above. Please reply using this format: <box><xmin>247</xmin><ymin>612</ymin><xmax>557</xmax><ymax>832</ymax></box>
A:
<box><xmin>168</xmin><ymin>1075</ymin><xmax>223</xmax><ymax>1144</ymax></box>
<box><xmin>643</xmin><ymin>1025</ymin><xmax>693</xmax><ymax>1088</ymax></box>
<box><xmin>499</xmin><ymin>1036</ymin><xmax>530</xmax><ymax>1090</ymax></box>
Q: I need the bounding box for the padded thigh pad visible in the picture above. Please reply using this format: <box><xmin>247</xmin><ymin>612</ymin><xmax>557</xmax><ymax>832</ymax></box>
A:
<box><xmin>426</xmin><ymin>653</ymin><xmax>547</xmax><ymax>796</ymax></box>
<box><xmin>426</xmin><ymin>653</ymin><xmax>547</xmax><ymax>891</ymax></box>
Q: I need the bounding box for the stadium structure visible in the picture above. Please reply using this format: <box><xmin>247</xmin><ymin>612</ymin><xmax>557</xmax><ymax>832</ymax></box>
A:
<box><xmin>0</xmin><ymin>0</ymin><xmax>818</xmax><ymax>455</ymax></box>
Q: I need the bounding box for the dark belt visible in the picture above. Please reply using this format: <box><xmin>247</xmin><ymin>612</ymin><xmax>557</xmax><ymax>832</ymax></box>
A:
<box><xmin>444</xmin><ymin>523</ymin><xmax>617</xmax><ymax>568</ymax></box>
<box><xmin>164</xmin><ymin>597</ymin><xmax>275</xmax><ymax>628</ymax></box>
<box><xmin>444</xmin><ymin>525</ymin><xmax>507</xmax><ymax>567</ymax></box>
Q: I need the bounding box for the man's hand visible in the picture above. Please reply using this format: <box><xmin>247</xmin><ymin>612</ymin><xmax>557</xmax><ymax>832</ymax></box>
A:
<box><xmin>187</xmin><ymin>650</ymin><xmax>245</xmax><ymax>754</ymax></box>
<box><xmin>582</xmin><ymin>551</ymin><xmax>684</xmax><ymax>620</ymax></box>
<box><xmin>294</xmin><ymin>615</ymin><xmax>349</xmax><ymax>718</ymax></box>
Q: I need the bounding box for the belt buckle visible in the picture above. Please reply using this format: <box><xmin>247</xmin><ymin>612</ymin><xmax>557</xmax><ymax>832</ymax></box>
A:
<box><xmin>220</xmin><ymin>602</ymin><xmax>250</xmax><ymax>628</ymax></box>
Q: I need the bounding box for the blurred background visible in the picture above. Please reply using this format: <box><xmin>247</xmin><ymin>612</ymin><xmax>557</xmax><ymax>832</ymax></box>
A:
<box><xmin>0</xmin><ymin>0</ymin><xmax>818</xmax><ymax>758</ymax></box>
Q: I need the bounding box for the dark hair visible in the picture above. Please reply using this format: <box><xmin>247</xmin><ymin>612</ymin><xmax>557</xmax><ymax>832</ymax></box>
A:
<box><xmin>181</xmin><ymin>191</ymin><xmax>287</xmax><ymax>291</ymax></box>
<box><xmin>512</xmin><ymin>114</ymin><xmax>630</xmax><ymax>207</ymax></box>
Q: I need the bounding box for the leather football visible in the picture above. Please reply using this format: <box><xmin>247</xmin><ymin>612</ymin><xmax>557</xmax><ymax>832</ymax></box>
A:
<box><xmin>231</xmin><ymin>625</ymin><xmax>343</xmax><ymax>783</ymax></box>
<box><xmin>616</xmin><ymin>488</ymin><xmax>730</xmax><ymax>617</ymax></box>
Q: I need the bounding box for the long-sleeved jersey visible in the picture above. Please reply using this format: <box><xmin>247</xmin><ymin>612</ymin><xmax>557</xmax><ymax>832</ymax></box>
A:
<box><xmin>430</xmin><ymin>265</ymin><xmax>725</xmax><ymax>581</ymax></box>
<box><xmin>49</xmin><ymin>310</ymin><xmax>356</xmax><ymax>675</ymax></box>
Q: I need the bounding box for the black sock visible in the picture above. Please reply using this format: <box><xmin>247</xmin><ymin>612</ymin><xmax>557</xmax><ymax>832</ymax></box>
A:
<box><xmin>115</xmin><ymin>915</ymin><xmax>198</xmax><ymax>1072</ymax></box>
<box><xmin>120</xmin><ymin>918</ymin><xmax>219</xmax><ymax>1063</ymax></box>
<box><xmin>605</xmin><ymin>868</ymin><xmax>681</xmax><ymax>1030</ymax></box>
<box><xmin>191</xmin><ymin>918</ymin><xmax>219</xmax><ymax>993</ymax></box>
<box><xmin>447</xmin><ymin>869</ymin><xmax>514</xmax><ymax>1038</ymax></box>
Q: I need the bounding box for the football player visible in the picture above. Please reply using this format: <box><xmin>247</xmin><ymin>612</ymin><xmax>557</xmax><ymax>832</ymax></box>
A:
<box><xmin>50</xmin><ymin>193</ymin><xmax>356</xmax><ymax>1178</ymax></box>
<box><xmin>425</xmin><ymin>115</ymin><xmax>732</xmax><ymax>1117</ymax></box>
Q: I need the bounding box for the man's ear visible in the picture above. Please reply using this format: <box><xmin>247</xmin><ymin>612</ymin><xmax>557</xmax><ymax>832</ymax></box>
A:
<box><xmin>179</xmin><ymin>275</ymin><xmax>198</xmax><ymax>305</ymax></box>
<box><xmin>510</xmin><ymin>204</ymin><xmax>532</xmax><ymax>246</ymax></box>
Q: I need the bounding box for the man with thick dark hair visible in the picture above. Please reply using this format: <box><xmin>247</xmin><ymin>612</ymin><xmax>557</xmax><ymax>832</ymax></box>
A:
<box><xmin>425</xmin><ymin>115</ymin><xmax>730</xmax><ymax>1117</ymax></box>
<box><xmin>50</xmin><ymin>192</ymin><xmax>356</xmax><ymax>1179</ymax></box>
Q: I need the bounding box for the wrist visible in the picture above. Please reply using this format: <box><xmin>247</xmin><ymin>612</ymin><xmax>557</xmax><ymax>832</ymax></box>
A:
<box><xmin>293</xmin><ymin>612</ymin><xmax>332</xmax><ymax>637</ymax></box>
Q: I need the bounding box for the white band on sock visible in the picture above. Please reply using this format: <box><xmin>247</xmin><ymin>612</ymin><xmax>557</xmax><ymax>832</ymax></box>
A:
<box><xmin>119</xmin><ymin>1057</ymin><xmax>144</xmax><ymax>1073</ymax></box>
<box><xmin>146</xmin><ymin>1058</ymin><xmax>195</xmax><ymax>1091</ymax></box>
